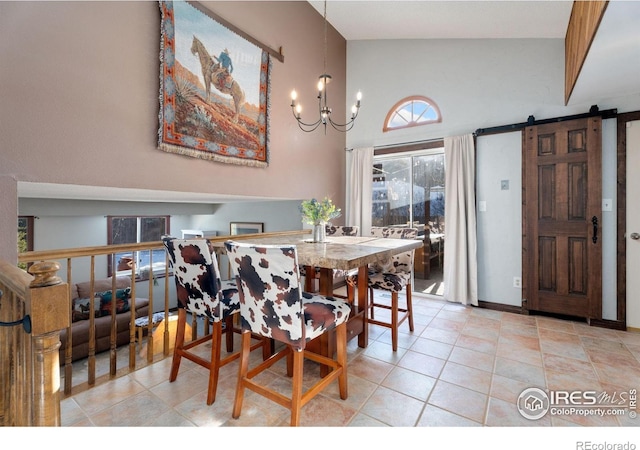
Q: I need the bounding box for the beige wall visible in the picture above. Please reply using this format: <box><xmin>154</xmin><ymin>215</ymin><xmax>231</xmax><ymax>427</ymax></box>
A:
<box><xmin>0</xmin><ymin>1</ymin><xmax>348</xmax><ymax>262</ymax></box>
<box><xmin>0</xmin><ymin>177</ymin><xmax>18</xmax><ymax>263</ymax></box>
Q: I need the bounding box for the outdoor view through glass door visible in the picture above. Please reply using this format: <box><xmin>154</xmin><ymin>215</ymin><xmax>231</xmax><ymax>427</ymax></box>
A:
<box><xmin>372</xmin><ymin>149</ymin><xmax>445</xmax><ymax>296</ymax></box>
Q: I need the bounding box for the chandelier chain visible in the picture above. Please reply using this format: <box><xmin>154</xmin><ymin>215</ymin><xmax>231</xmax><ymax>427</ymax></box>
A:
<box><xmin>323</xmin><ymin>0</ymin><xmax>327</xmax><ymax>77</ymax></box>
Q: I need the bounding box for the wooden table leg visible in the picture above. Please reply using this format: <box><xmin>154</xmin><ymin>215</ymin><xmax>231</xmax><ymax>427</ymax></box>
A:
<box><xmin>304</xmin><ymin>265</ymin><xmax>315</xmax><ymax>292</ymax></box>
<box><xmin>317</xmin><ymin>268</ymin><xmax>334</xmax><ymax>377</ymax></box>
<box><xmin>357</xmin><ymin>265</ymin><xmax>369</xmax><ymax>348</ymax></box>
<box><xmin>318</xmin><ymin>268</ymin><xmax>333</xmax><ymax>296</ymax></box>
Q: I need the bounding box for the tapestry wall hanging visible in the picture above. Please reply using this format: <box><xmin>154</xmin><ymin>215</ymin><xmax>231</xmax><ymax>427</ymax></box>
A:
<box><xmin>158</xmin><ymin>0</ymin><xmax>270</xmax><ymax>167</ymax></box>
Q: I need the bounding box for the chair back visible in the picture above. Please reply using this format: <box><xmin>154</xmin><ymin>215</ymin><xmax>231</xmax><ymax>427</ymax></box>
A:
<box><xmin>162</xmin><ymin>236</ymin><xmax>224</xmax><ymax>321</ymax></box>
<box><xmin>326</xmin><ymin>225</ymin><xmax>359</xmax><ymax>237</ymax></box>
<box><xmin>370</xmin><ymin>227</ymin><xmax>418</xmax><ymax>273</ymax></box>
<box><xmin>225</xmin><ymin>240</ymin><xmax>307</xmax><ymax>350</ymax></box>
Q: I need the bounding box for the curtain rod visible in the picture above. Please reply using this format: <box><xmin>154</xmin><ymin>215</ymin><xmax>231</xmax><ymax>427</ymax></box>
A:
<box><xmin>345</xmin><ymin>137</ymin><xmax>444</xmax><ymax>152</ymax></box>
<box><xmin>474</xmin><ymin>105</ymin><xmax>617</xmax><ymax>137</ymax></box>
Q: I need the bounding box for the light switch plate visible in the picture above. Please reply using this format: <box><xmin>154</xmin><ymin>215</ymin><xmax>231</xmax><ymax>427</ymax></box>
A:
<box><xmin>501</xmin><ymin>180</ymin><xmax>509</xmax><ymax>190</ymax></box>
<box><xmin>479</xmin><ymin>201</ymin><xmax>487</xmax><ymax>212</ymax></box>
<box><xmin>602</xmin><ymin>199</ymin><xmax>612</xmax><ymax>211</ymax></box>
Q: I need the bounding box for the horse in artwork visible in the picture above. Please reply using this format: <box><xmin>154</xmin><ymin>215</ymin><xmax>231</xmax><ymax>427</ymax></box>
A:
<box><xmin>191</xmin><ymin>36</ymin><xmax>245</xmax><ymax>123</ymax></box>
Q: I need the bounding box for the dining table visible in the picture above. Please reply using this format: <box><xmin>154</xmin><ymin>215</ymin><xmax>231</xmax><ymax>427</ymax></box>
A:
<box><xmin>215</xmin><ymin>232</ymin><xmax>423</xmax><ymax>373</ymax></box>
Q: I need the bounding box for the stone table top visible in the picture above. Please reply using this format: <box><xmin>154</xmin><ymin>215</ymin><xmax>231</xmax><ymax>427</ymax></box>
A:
<box><xmin>215</xmin><ymin>235</ymin><xmax>423</xmax><ymax>271</ymax></box>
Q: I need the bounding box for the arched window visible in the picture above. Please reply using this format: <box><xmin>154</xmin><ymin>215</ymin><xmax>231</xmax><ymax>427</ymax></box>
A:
<box><xmin>383</xmin><ymin>96</ymin><xmax>442</xmax><ymax>132</ymax></box>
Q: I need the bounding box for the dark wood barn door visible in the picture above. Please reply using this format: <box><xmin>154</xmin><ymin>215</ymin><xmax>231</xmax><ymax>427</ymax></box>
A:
<box><xmin>523</xmin><ymin>117</ymin><xmax>602</xmax><ymax>319</ymax></box>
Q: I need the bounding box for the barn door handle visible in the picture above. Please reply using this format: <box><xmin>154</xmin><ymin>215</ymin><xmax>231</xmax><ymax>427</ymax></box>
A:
<box><xmin>592</xmin><ymin>216</ymin><xmax>599</xmax><ymax>244</ymax></box>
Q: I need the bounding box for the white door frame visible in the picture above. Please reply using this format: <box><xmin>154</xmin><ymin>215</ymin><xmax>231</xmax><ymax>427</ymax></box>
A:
<box><xmin>626</xmin><ymin>119</ymin><xmax>640</xmax><ymax>329</ymax></box>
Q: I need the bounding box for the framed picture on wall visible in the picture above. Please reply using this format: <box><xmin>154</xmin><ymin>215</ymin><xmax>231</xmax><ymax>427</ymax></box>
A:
<box><xmin>230</xmin><ymin>222</ymin><xmax>263</xmax><ymax>235</ymax></box>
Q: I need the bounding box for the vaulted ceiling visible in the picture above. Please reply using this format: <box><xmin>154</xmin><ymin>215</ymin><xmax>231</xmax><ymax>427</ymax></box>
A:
<box><xmin>309</xmin><ymin>1</ymin><xmax>573</xmax><ymax>40</ymax></box>
<box><xmin>309</xmin><ymin>0</ymin><xmax>640</xmax><ymax>106</ymax></box>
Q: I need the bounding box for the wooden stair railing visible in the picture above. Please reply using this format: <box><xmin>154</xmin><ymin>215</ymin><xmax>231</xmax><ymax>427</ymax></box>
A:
<box><xmin>0</xmin><ymin>260</ymin><xmax>69</xmax><ymax>426</ymax></box>
<box><xmin>15</xmin><ymin>230</ymin><xmax>310</xmax><ymax>399</ymax></box>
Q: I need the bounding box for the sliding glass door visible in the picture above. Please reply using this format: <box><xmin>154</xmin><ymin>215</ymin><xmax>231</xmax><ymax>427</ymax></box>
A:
<box><xmin>372</xmin><ymin>148</ymin><xmax>445</xmax><ymax>295</ymax></box>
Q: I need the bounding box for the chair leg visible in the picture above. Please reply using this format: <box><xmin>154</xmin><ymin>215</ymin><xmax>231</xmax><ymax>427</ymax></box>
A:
<box><xmin>169</xmin><ymin>308</ymin><xmax>187</xmax><ymax>382</ymax></box>
<box><xmin>406</xmin><ymin>284</ymin><xmax>414</xmax><ymax>332</ymax></box>
<box><xmin>232</xmin><ymin>331</ymin><xmax>252</xmax><ymax>420</ymax></box>
<box><xmin>207</xmin><ymin>321</ymin><xmax>223</xmax><ymax>405</ymax></box>
<box><xmin>336</xmin><ymin>322</ymin><xmax>348</xmax><ymax>400</ymax></box>
<box><xmin>224</xmin><ymin>315</ymin><xmax>234</xmax><ymax>353</ymax></box>
<box><xmin>369</xmin><ymin>287</ymin><xmax>375</xmax><ymax>320</ymax></box>
<box><xmin>290</xmin><ymin>349</ymin><xmax>304</xmax><ymax>426</ymax></box>
<box><xmin>391</xmin><ymin>292</ymin><xmax>399</xmax><ymax>351</ymax></box>
<box><xmin>261</xmin><ymin>336</ymin><xmax>272</xmax><ymax>361</ymax></box>
<box><xmin>286</xmin><ymin>349</ymin><xmax>293</xmax><ymax>377</ymax></box>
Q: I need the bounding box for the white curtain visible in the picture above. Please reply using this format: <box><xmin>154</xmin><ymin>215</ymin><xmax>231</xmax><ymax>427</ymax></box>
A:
<box><xmin>345</xmin><ymin>147</ymin><xmax>374</xmax><ymax>236</ymax></box>
<box><xmin>443</xmin><ymin>134</ymin><xmax>478</xmax><ymax>306</ymax></box>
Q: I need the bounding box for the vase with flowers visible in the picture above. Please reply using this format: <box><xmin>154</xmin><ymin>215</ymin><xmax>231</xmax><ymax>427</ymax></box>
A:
<box><xmin>300</xmin><ymin>197</ymin><xmax>342</xmax><ymax>242</ymax></box>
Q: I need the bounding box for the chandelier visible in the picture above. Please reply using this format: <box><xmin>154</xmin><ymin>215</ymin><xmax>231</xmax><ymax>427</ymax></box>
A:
<box><xmin>290</xmin><ymin>0</ymin><xmax>362</xmax><ymax>133</ymax></box>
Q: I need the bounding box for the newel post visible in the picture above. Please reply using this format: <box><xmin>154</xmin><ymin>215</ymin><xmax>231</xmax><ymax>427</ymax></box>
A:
<box><xmin>27</xmin><ymin>261</ymin><xmax>70</xmax><ymax>426</ymax></box>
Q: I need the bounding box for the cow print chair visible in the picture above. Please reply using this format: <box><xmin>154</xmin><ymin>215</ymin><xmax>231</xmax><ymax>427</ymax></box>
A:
<box><xmin>346</xmin><ymin>227</ymin><xmax>418</xmax><ymax>351</ymax></box>
<box><xmin>225</xmin><ymin>240</ymin><xmax>351</xmax><ymax>426</ymax></box>
<box><xmin>162</xmin><ymin>237</ymin><xmax>269</xmax><ymax>405</ymax></box>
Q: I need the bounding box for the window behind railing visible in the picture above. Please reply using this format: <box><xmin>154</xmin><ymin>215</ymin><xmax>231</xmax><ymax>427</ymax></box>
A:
<box><xmin>17</xmin><ymin>216</ymin><xmax>34</xmax><ymax>270</ymax></box>
<box><xmin>107</xmin><ymin>216</ymin><xmax>170</xmax><ymax>279</ymax></box>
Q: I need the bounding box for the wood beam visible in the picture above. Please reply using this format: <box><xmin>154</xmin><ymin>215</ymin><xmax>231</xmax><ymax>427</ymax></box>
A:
<box><xmin>564</xmin><ymin>1</ymin><xmax>608</xmax><ymax>105</ymax></box>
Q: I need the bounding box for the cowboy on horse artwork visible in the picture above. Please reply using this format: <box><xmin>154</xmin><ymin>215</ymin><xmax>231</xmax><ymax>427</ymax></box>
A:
<box><xmin>191</xmin><ymin>36</ymin><xmax>245</xmax><ymax>122</ymax></box>
<box><xmin>159</xmin><ymin>0</ymin><xmax>269</xmax><ymax>167</ymax></box>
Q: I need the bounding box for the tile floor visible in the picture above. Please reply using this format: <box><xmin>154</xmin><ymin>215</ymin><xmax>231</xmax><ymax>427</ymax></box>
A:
<box><xmin>60</xmin><ymin>293</ymin><xmax>640</xmax><ymax>428</ymax></box>
<box><xmin>414</xmin><ymin>265</ymin><xmax>444</xmax><ymax>296</ymax></box>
